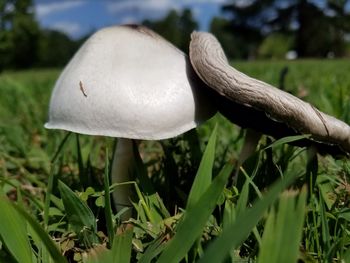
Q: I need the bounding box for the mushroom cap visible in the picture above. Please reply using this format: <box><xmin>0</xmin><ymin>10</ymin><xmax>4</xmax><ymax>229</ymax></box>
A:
<box><xmin>189</xmin><ymin>31</ymin><xmax>350</xmax><ymax>155</ymax></box>
<box><xmin>45</xmin><ymin>25</ymin><xmax>215</xmax><ymax>140</ymax></box>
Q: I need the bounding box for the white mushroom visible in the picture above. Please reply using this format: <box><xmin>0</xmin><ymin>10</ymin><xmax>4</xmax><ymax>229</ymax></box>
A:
<box><xmin>46</xmin><ymin>25</ymin><xmax>349</xmax><ymax>220</ymax></box>
<box><xmin>189</xmin><ymin>31</ymin><xmax>350</xmax><ymax>155</ymax></box>
<box><xmin>45</xmin><ymin>25</ymin><xmax>215</xmax><ymax>217</ymax></box>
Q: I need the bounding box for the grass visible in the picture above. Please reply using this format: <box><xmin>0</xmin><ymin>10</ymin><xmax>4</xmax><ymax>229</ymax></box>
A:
<box><xmin>0</xmin><ymin>59</ymin><xmax>349</xmax><ymax>262</ymax></box>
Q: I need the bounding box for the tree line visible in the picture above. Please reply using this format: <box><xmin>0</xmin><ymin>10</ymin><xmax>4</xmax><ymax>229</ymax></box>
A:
<box><xmin>1</xmin><ymin>0</ymin><xmax>350</xmax><ymax>70</ymax></box>
<box><xmin>0</xmin><ymin>0</ymin><xmax>86</xmax><ymax>70</ymax></box>
<box><xmin>217</xmin><ymin>0</ymin><xmax>350</xmax><ymax>59</ymax></box>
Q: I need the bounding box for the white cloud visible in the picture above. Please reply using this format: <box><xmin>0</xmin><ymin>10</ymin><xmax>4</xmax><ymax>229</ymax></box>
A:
<box><xmin>191</xmin><ymin>6</ymin><xmax>201</xmax><ymax>17</ymax></box>
<box><xmin>104</xmin><ymin>0</ymin><xmax>224</xmax><ymax>30</ymax></box>
<box><xmin>106</xmin><ymin>0</ymin><xmax>180</xmax><ymax>14</ymax></box>
<box><xmin>120</xmin><ymin>16</ymin><xmax>138</xmax><ymax>25</ymax></box>
<box><xmin>181</xmin><ymin>0</ymin><xmax>228</xmax><ymax>3</ymax></box>
<box><xmin>49</xmin><ymin>21</ymin><xmax>82</xmax><ymax>36</ymax></box>
<box><xmin>36</xmin><ymin>1</ymin><xmax>85</xmax><ymax>18</ymax></box>
<box><xmin>232</xmin><ymin>0</ymin><xmax>254</xmax><ymax>8</ymax></box>
<box><xmin>105</xmin><ymin>0</ymin><xmax>227</xmax><ymax>15</ymax></box>
<box><xmin>105</xmin><ymin>0</ymin><xmax>183</xmax><ymax>25</ymax></box>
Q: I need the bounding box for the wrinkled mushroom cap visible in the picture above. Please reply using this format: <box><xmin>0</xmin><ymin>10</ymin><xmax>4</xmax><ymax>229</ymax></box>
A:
<box><xmin>45</xmin><ymin>25</ymin><xmax>215</xmax><ymax>140</ymax></box>
<box><xmin>189</xmin><ymin>31</ymin><xmax>350</xmax><ymax>154</ymax></box>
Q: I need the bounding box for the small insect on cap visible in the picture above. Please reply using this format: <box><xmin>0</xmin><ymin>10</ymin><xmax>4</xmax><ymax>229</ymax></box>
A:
<box><xmin>45</xmin><ymin>25</ymin><xmax>215</xmax><ymax>139</ymax></box>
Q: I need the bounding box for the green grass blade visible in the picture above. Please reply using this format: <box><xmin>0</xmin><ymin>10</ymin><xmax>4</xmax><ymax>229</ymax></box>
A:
<box><xmin>0</xmin><ymin>197</ymin><xmax>33</xmax><ymax>263</ymax></box>
<box><xmin>233</xmin><ymin>173</ymin><xmax>264</xmax><ymax>246</ymax></box>
<box><xmin>158</xmin><ymin>163</ymin><xmax>233</xmax><ymax>263</ymax></box>
<box><xmin>240</xmin><ymin>167</ymin><xmax>262</xmax><ymax>198</ymax></box>
<box><xmin>235</xmin><ymin>175</ymin><xmax>250</xmax><ymax>216</ymax></box>
<box><xmin>76</xmin><ymin>134</ymin><xmax>87</xmax><ymax>188</ymax></box>
<box><xmin>186</xmin><ymin>124</ymin><xmax>217</xmax><ymax>209</ymax></box>
<box><xmin>13</xmin><ymin>203</ymin><xmax>67</xmax><ymax>263</ymax></box>
<box><xmin>58</xmin><ymin>180</ymin><xmax>99</xmax><ymax>245</ymax></box>
<box><xmin>84</xmin><ymin>247</ymin><xmax>112</xmax><ymax>263</ymax></box>
<box><xmin>258</xmin><ymin>187</ymin><xmax>307</xmax><ymax>263</ymax></box>
<box><xmin>45</xmin><ymin>132</ymin><xmax>72</xmax><ymax>228</ymax></box>
<box><xmin>50</xmin><ymin>132</ymin><xmax>71</xmax><ymax>163</ymax></box>
<box><xmin>111</xmin><ymin>226</ymin><xmax>133</xmax><ymax>263</ymax></box>
<box><xmin>85</xmin><ymin>226</ymin><xmax>133</xmax><ymax>263</ymax></box>
<box><xmin>319</xmin><ymin>191</ymin><xmax>331</xmax><ymax>254</ymax></box>
<box><xmin>44</xmin><ymin>167</ymin><xmax>55</xmax><ymax>228</ymax></box>
<box><xmin>104</xmin><ymin>148</ymin><xmax>115</xmax><ymax>248</ymax></box>
<box><xmin>198</xmin><ymin>170</ymin><xmax>298</xmax><ymax>263</ymax></box>
<box><xmin>27</xmin><ymin>224</ymin><xmax>52</xmax><ymax>263</ymax></box>
<box><xmin>263</xmin><ymin>134</ymin><xmax>311</xmax><ymax>150</ymax></box>
<box><xmin>139</xmin><ymin>236</ymin><xmax>168</xmax><ymax>263</ymax></box>
<box><xmin>223</xmin><ymin>200</ymin><xmax>236</xmax><ymax>230</ymax></box>
<box><xmin>132</xmin><ymin>141</ymin><xmax>170</xmax><ymax>222</ymax></box>
<box><xmin>343</xmin><ymin>248</ymin><xmax>350</xmax><ymax>263</ymax></box>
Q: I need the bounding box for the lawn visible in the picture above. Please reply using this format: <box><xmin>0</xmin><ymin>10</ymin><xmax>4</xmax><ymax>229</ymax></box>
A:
<box><xmin>0</xmin><ymin>59</ymin><xmax>349</xmax><ymax>262</ymax></box>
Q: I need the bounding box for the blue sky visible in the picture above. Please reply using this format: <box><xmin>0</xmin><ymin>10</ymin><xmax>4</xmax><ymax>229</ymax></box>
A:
<box><xmin>33</xmin><ymin>0</ymin><xmax>229</xmax><ymax>39</ymax></box>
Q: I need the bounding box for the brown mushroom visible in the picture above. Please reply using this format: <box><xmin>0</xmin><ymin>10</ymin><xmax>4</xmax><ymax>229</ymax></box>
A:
<box><xmin>189</xmin><ymin>31</ymin><xmax>350</xmax><ymax>156</ymax></box>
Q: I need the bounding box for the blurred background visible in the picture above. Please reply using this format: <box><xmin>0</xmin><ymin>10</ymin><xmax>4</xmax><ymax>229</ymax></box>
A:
<box><xmin>1</xmin><ymin>0</ymin><xmax>350</xmax><ymax>71</ymax></box>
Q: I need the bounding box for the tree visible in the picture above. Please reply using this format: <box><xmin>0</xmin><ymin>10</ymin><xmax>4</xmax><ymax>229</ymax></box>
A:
<box><xmin>210</xmin><ymin>17</ymin><xmax>245</xmax><ymax>59</ymax></box>
<box><xmin>143</xmin><ymin>8</ymin><xmax>198</xmax><ymax>54</ymax></box>
<box><xmin>0</xmin><ymin>0</ymin><xmax>14</xmax><ymax>69</ymax></box>
<box><xmin>37</xmin><ymin>30</ymin><xmax>80</xmax><ymax>67</ymax></box>
<box><xmin>0</xmin><ymin>0</ymin><xmax>39</xmax><ymax>69</ymax></box>
<box><xmin>221</xmin><ymin>0</ymin><xmax>276</xmax><ymax>59</ymax></box>
<box><xmin>222</xmin><ymin>0</ymin><xmax>350</xmax><ymax>58</ymax></box>
<box><xmin>258</xmin><ymin>33</ymin><xmax>293</xmax><ymax>59</ymax></box>
<box><xmin>294</xmin><ymin>0</ymin><xmax>347</xmax><ymax>57</ymax></box>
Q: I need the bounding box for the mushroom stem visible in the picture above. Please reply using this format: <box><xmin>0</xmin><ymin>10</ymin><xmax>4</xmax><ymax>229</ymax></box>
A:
<box><xmin>111</xmin><ymin>138</ymin><xmax>135</xmax><ymax>219</ymax></box>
